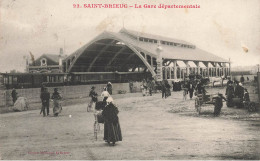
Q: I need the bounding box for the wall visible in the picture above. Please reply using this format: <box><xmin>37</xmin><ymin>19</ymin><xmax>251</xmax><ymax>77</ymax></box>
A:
<box><xmin>0</xmin><ymin>82</ymin><xmax>142</xmax><ymax>109</ymax></box>
<box><xmin>232</xmin><ymin>75</ymin><xmax>257</xmax><ymax>82</ymax></box>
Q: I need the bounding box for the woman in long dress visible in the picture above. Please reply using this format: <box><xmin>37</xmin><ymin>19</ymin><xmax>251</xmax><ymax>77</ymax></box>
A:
<box><xmin>102</xmin><ymin>97</ymin><xmax>122</xmax><ymax>145</ymax></box>
<box><xmin>51</xmin><ymin>88</ymin><xmax>62</xmax><ymax>117</ymax></box>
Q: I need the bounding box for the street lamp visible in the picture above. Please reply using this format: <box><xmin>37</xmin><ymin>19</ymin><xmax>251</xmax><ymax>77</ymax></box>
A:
<box><xmin>156</xmin><ymin>44</ymin><xmax>163</xmax><ymax>81</ymax></box>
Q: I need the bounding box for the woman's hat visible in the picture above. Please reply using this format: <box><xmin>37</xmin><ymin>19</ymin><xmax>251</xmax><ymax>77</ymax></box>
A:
<box><xmin>91</xmin><ymin>86</ymin><xmax>95</xmax><ymax>89</ymax></box>
<box><xmin>54</xmin><ymin>88</ymin><xmax>58</xmax><ymax>91</ymax></box>
<box><xmin>106</xmin><ymin>97</ymin><xmax>114</xmax><ymax>103</ymax></box>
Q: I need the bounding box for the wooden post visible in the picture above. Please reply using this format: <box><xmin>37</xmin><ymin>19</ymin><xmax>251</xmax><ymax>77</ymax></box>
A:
<box><xmin>207</xmin><ymin>62</ymin><xmax>209</xmax><ymax>77</ymax></box>
<box><xmin>185</xmin><ymin>61</ymin><xmax>190</xmax><ymax>76</ymax></box>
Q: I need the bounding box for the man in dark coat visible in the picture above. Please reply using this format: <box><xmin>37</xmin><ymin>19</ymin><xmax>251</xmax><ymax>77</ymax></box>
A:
<box><xmin>225</xmin><ymin>82</ymin><xmax>235</xmax><ymax>107</ymax></box>
<box><xmin>195</xmin><ymin>81</ymin><xmax>204</xmax><ymax>95</ymax></box>
<box><xmin>161</xmin><ymin>81</ymin><xmax>167</xmax><ymax>99</ymax></box>
<box><xmin>102</xmin><ymin>97</ymin><xmax>122</xmax><ymax>145</ymax></box>
<box><xmin>164</xmin><ymin>80</ymin><xmax>171</xmax><ymax>97</ymax></box>
<box><xmin>11</xmin><ymin>88</ymin><xmax>18</xmax><ymax>104</ymax></box>
<box><xmin>40</xmin><ymin>88</ymin><xmax>50</xmax><ymax>117</ymax></box>
<box><xmin>234</xmin><ymin>83</ymin><xmax>244</xmax><ymax>99</ymax></box>
<box><xmin>187</xmin><ymin>81</ymin><xmax>195</xmax><ymax>99</ymax></box>
<box><xmin>240</xmin><ymin>75</ymin><xmax>245</xmax><ymax>84</ymax></box>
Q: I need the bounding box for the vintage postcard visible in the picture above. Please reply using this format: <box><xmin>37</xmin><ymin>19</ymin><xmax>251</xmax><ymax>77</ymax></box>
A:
<box><xmin>0</xmin><ymin>0</ymin><xmax>259</xmax><ymax>160</ymax></box>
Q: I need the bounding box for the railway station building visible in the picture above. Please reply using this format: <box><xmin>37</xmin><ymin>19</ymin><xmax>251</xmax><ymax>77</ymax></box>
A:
<box><xmin>0</xmin><ymin>28</ymin><xmax>230</xmax><ymax>89</ymax></box>
<box><xmin>63</xmin><ymin>28</ymin><xmax>230</xmax><ymax>81</ymax></box>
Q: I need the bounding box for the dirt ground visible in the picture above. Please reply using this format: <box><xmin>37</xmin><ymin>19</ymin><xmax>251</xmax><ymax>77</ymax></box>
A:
<box><xmin>0</xmin><ymin>87</ymin><xmax>260</xmax><ymax>160</ymax></box>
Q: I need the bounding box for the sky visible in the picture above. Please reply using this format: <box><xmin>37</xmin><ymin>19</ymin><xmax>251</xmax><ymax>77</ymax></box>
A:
<box><xmin>0</xmin><ymin>0</ymin><xmax>260</xmax><ymax>72</ymax></box>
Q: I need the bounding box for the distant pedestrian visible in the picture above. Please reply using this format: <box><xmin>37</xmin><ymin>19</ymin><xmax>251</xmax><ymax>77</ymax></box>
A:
<box><xmin>40</xmin><ymin>88</ymin><xmax>50</xmax><ymax>117</ymax></box>
<box><xmin>147</xmin><ymin>79</ymin><xmax>154</xmax><ymax>96</ymax></box>
<box><xmin>11</xmin><ymin>88</ymin><xmax>18</xmax><ymax>104</ymax></box>
<box><xmin>172</xmin><ymin>81</ymin><xmax>175</xmax><ymax>91</ymax></box>
<box><xmin>107</xmin><ymin>82</ymin><xmax>113</xmax><ymax>95</ymax></box>
<box><xmin>101</xmin><ymin>87</ymin><xmax>110</xmax><ymax>102</ymax></box>
<box><xmin>182</xmin><ymin>82</ymin><xmax>188</xmax><ymax>100</ymax></box>
<box><xmin>188</xmin><ymin>81</ymin><xmax>195</xmax><ymax>99</ymax></box>
<box><xmin>88</xmin><ymin>86</ymin><xmax>98</xmax><ymax>112</ymax></box>
<box><xmin>164</xmin><ymin>80</ymin><xmax>171</xmax><ymax>97</ymax></box>
<box><xmin>214</xmin><ymin>93</ymin><xmax>227</xmax><ymax>116</ymax></box>
<box><xmin>244</xmin><ymin>88</ymin><xmax>250</xmax><ymax>102</ymax></box>
<box><xmin>141</xmin><ymin>84</ymin><xmax>146</xmax><ymax>96</ymax></box>
<box><xmin>161</xmin><ymin>81</ymin><xmax>166</xmax><ymax>99</ymax></box>
<box><xmin>129</xmin><ymin>80</ymin><xmax>134</xmax><ymax>93</ymax></box>
<box><xmin>240</xmin><ymin>75</ymin><xmax>245</xmax><ymax>85</ymax></box>
<box><xmin>51</xmin><ymin>88</ymin><xmax>62</xmax><ymax>117</ymax></box>
<box><xmin>102</xmin><ymin>97</ymin><xmax>122</xmax><ymax>145</ymax></box>
<box><xmin>40</xmin><ymin>85</ymin><xmax>45</xmax><ymax>114</ymax></box>
<box><xmin>142</xmin><ymin>79</ymin><xmax>148</xmax><ymax>95</ymax></box>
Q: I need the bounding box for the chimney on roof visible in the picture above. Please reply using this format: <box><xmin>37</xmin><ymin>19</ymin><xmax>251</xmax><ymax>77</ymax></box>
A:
<box><xmin>60</xmin><ymin>48</ymin><xmax>63</xmax><ymax>56</ymax></box>
<box><xmin>59</xmin><ymin>48</ymin><xmax>63</xmax><ymax>67</ymax></box>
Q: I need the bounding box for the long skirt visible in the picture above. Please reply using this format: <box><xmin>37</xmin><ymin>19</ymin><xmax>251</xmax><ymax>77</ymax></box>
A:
<box><xmin>104</xmin><ymin>120</ymin><xmax>122</xmax><ymax>143</ymax></box>
<box><xmin>53</xmin><ymin>100</ymin><xmax>62</xmax><ymax>116</ymax></box>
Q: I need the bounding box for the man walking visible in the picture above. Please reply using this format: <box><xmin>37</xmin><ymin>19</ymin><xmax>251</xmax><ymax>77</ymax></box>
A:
<box><xmin>11</xmin><ymin>88</ymin><xmax>18</xmax><ymax>104</ymax></box>
<box><xmin>40</xmin><ymin>88</ymin><xmax>50</xmax><ymax>117</ymax></box>
<box><xmin>188</xmin><ymin>81</ymin><xmax>195</xmax><ymax>99</ymax></box>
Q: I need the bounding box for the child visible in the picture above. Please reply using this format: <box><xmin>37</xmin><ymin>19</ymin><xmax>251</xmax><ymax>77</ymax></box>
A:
<box><xmin>214</xmin><ymin>93</ymin><xmax>227</xmax><ymax>117</ymax></box>
<box><xmin>141</xmin><ymin>84</ymin><xmax>146</xmax><ymax>96</ymax></box>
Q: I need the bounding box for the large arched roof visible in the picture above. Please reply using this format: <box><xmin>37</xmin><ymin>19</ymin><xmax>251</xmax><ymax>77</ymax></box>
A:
<box><xmin>64</xmin><ymin>29</ymin><xmax>228</xmax><ymax>76</ymax></box>
<box><xmin>64</xmin><ymin>31</ymin><xmax>156</xmax><ymax>76</ymax></box>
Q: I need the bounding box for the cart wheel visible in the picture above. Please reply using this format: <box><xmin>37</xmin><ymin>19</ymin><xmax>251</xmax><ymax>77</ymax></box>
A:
<box><xmin>195</xmin><ymin>98</ymin><xmax>199</xmax><ymax>110</ymax></box>
<box><xmin>248</xmin><ymin>102</ymin><xmax>256</xmax><ymax>112</ymax></box>
<box><xmin>244</xmin><ymin>101</ymin><xmax>250</xmax><ymax>109</ymax></box>
<box><xmin>94</xmin><ymin>122</ymin><xmax>98</xmax><ymax>140</ymax></box>
<box><xmin>198</xmin><ymin>104</ymin><xmax>201</xmax><ymax>115</ymax></box>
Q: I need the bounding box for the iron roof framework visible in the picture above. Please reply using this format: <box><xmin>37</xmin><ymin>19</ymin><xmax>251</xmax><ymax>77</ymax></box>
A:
<box><xmin>63</xmin><ymin>29</ymin><xmax>229</xmax><ymax>78</ymax></box>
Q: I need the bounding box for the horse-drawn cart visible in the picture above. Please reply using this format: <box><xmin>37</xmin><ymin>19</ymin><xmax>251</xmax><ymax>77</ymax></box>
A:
<box><xmin>195</xmin><ymin>93</ymin><xmax>224</xmax><ymax>115</ymax></box>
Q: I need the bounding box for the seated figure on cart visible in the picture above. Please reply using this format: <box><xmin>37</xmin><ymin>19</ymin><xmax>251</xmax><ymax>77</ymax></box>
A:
<box><xmin>225</xmin><ymin>81</ymin><xmax>235</xmax><ymax>107</ymax></box>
